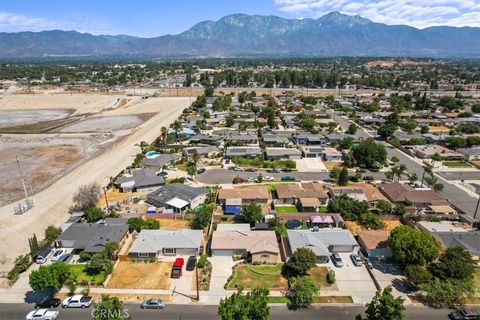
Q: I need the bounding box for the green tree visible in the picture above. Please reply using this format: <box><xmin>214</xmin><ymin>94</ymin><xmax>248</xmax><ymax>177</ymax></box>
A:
<box><xmin>302</xmin><ymin>117</ymin><xmax>316</xmax><ymax>132</ymax></box>
<box><xmin>339</xmin><ymin>137</ymin><xmax>354</xmax><ymax>150</ymax></box>
<box><xmin>204</xmin><ymin>86</ymin><xmax>214</xmax><ymax>97</ymax></box>
<box><xmin>193</xmin><ymin>205</ymin><xmax>213</xmax><ymax>229</ymax></box>
<box><xmin>329</xmin><ymin>167</ymin><xmax>341</xmax><ymax>180</ymax></box>
<box><xmin>387</xmin><ymin>226</ymin><xmax>439</xmax><ymax>266</ymax></box>
<box><xmin>86</xmin><ymin>253</ymin><xmax>112</xmax><ymax>275</ymax></box>
<box><xmin>29</xmin><ymin>262</ymin><xmax>71</xmax><ymax>292</ymax></box>
<box><xmin>84</xmin><ymin>206</ymin><xmax>105</xmax><ymax>222</ymax></box>
<box><xmin>142</xmin><ymin>218</ymin><xmax>160</xmax><ymax>230</ymax></box>
<box><xmin>287</xmin><ymin>276</ymin><xmax>319</xmax><ymax>308</ymax></box>
<box><xmin>347</xmin><ymin>123</ymin><xmax>358</xmax><ymax>135</ymax></box>
<box><xmin>431</xmin><ymin>247</ymin><xmax>475</xmax><ymax>280</ymax></box>
<box><xmin>187</xmin><ymin>164</ymin><xmax>197</xmax><ymax>178</ymax></box>
<box><xmin>126</xmin><ymin>217</ymin><xmax>143</xmax><ymax>232</ymax></box>
<box><xmin>420</xmin><ymin>278</ymin><xmax>475</xmax><ymax>308</ymax></box>
<box><xmin>337</xmin><ymin>167</ymin><xmax>349</xmax><ymax>186</ymax></box>
<box><xmin>377</xmin><ymin>124</ymin><xmax>397</xmax><ymax>140</ymax></box>
<box><xmin>241</xmin><ymin>203</ymin><xmax>263</xmax><ymax>224</ymax></box>
<box><xmin>420</xmin><ymin>126</ymin><xmax>429</xmax><ymax>134</ymax></box>
<box><xmin>104</xmin><ymin>242</ymin><xmax>119</xmax><ymax>260</ymax></box>
<box><xmin>352</xmin><ymin>139</ymin><xmax>387</xmax><ymax>169</ymax></box>
<box><xmin>44</xmin><ymin>225</ymin><xmax>62</xmax><ymax>244</ymax></box>
<box><xmin>356</xmin><ymin>286</ymin><xmax>405</xmax><ymax>320</ymax></box>
<box><xmin>283</xmin><ymin>248</ymin><xmax>316</xmax><ymax>277</ymax></box>
<box><xmin>404</xmin><ymin>265</ymin><xmax>433</xmax><ymax>289</ymax></box>
<box><xmin>376</xmin><ymin>200</ymin><xmax>392</xmax><ymax>215</ymax></box>
<box><xmin>93</xmin><ymin>295</ymin><xmax>130</xmax><ymax>320</ymax></box>
<box><xmin>218</xmin><ymin>287</ymin><xmax>269</xmax><ymax>320</ymax></box>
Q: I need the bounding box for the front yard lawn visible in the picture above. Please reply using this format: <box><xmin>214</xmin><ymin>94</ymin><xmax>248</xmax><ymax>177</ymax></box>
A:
<box><xmin>275</xmin><ymin>205</ymin><xmax>299</xmax><ymax>214</ymax></box>
<box><xmin>308</xmin><ymin>267</ymin><xmax>333</xmax><ymax>287</ymax></box>
<box><xmin>69</xmin><ymin>264</ymin><xmax>105</xmax><ymax>285</ymax></box>
<box><xmin>228</xmin><ymin>264</ymin><xmax>288</xmax><ymax>290</ymax></box>
<box><xmin>443</xmin><ymin>161</ymin><xmax>472</xmax><ymax>168</ymax></box>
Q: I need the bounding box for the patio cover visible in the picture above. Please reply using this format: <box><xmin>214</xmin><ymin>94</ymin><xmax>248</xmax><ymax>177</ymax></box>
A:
<box><xmin>310</xmin><ymin>215</ymin><xmax>334</xmax><ymax>224</ymax></box>
<box><xmin>166</xmin><ymin>197</ymin><xmax>189</xmax><ymax>209</ymax></box>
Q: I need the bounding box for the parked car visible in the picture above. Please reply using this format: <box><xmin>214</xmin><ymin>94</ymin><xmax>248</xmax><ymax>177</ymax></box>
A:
<box><xmin>263</xmin><ymin>176</ymin><xmax>274</xmax><ymax>181</ymax></box>
<box><xmin>62</xmin><ymin>295</ymin><xmax>93</xmax><ymax>308</ymax></box>
<box><xmin>171</xmin><ymin>258</ymin><xmax>184</xmax><ymax>278</ymax></box>
<box><xmin>350</xmin><ymin>253</ymin><xmax>363</xmax><ymax>266</ymax></box>
<box><xmin>50</xmin><ymin>249</ymin><xmax>66</xmax><ymax>262</ymax></box>
<box><xmin>186</xmin><ymin>256</ymin><xmax>197</xmax><ymax>271</ymax></box>
<box><xmin>269</xmin><ymin>168</ymin><xmax>280</xmax><ymax>173</ymax></box>
<box><xmin>363</xmin><ymin>176</ymin><xmax>374</xmax><ymax>181</ymax></box>
<box><xmin>35</xmin><ymin>246</ymin><xmax>53</xmax><ymax>264</ymax></box>
<box><xmin>57</xmin><ymin>254</ymin><xmax>71</xmax><ymax>263</ymax></box>
<box><xmin>247</xmin><ymin>177</ymin><xmax>256</xmax><ymax>183</ymax></box>
<box><xmin>356</xmin><ymin>168</ymin><xmax>367</xmax><ymax>173</ymax></box>
<box><xmin>331</xmin><ymin>253</ymin><xmax>343</xmax><ymax>268</ymax></box>
<box><xmin>364</xmin><ymin>257</ymin><xmax>374</xmax><ymax>269</ymax></box>
<box><xmin>225</xmin><ymin>159</ymin><xmax>230</xmax><ymax>164</ymax></box>
<box><xmin>157</xmin><ymin>171</ymin><xmax>168</xmax><ymax>177</ymax></box>
<box><xmin>35</xmin><ymin>296</ymin><xmax>61</xmax><ymax>309</ymax></box>
<box><xmin>280</xmin><ymin>176</ymin><xmax>296</xmax><ymax>181</ymax></box>
<box><xmin>197</xmin><ymin>168</ymin><xmax>206</xmax><ymax>174</ymax></box>
<box><xmin>233</xmin><ymin>167</ymin><xmax>244</xmax><ymax>172</ymax></box>
<box><xmin>26</xmin><ymin>309</ymin><xmax>59</xmax><ymax>320</ymax></box>
<box><xmin>449</xmin><ymin>309</ymin><xmax>480</xmax><ymax>320</ymax></box>
<box><xmin>245</xmin><ymin>168</ymin><xmax>257</xmax><ymax>172</ymax></box>
<box><xmin>140</xmin><ymin>299</ymin><xmax>165</xmax><ymax>310</ymax></box>
<box><xmin>281</xmin><ymin>168</ymin><xmax>292</xmax><ymax>172</ymax></box>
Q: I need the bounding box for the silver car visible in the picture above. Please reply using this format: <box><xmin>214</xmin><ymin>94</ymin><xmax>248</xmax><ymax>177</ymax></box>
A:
<box><xmin>140</xmin><ymin>299</ymin><xmax>165</xmax><ymax>309</ymax></box>
<box><xmin>331</xmin><ymin>253</ymin><xmax>343</xmax><ymax>268</ymax></box>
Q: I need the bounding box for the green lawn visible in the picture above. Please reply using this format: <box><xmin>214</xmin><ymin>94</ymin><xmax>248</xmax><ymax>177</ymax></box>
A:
<box><xmin>267</xmin><ymin>296</ymin><xmax>289</xmax><ymax>303</ymax></box>
<box><xmin>275</xmin><ymin>205</ymin><xmax>299</xmax><ymax>214</ymax></box>
<box><xmin>308</xmin><ymin>267</ymin><xmax>333</xmax><ymax>287</ymax></box>
<box><xmin>228</xmin><ymin>264</ymin><xmax>288</xmax><ymax>290</ymax></box>
<box><xmin>69</xmin><ymin>264</ymin><xmax>105</xmax><ymax>285</ymax></box>
<box><xmin>233</xmin><ymin>157</ymin><xmax>296</xmax><ymax>169</ymax></box>
<box><xmin>318</xmin><ymin>206</ymin><xmax>329</xmax><ymax>213</ymax></box>
<box><xmin>443</xmin><ymin>161</ymin><xmax>472</xmax><ymax>168</ymax></box>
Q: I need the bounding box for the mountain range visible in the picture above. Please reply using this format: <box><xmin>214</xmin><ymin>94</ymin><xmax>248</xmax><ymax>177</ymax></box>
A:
<box><xmin>1</xmin><ymin>12</ymin><xmax>480</xmax><ymax>58</ymax></box>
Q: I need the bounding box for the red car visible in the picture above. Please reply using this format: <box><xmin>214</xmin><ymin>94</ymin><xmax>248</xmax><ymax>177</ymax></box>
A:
<box><xmin>171</xmin><ymin>258</ymin><xmax>184</xmax><ymax>278</ymax></box>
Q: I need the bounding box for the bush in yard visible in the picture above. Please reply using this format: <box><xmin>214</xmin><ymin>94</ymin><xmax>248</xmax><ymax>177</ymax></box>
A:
<box><xmin>84</xmin><ymin>206</ymin><xmax>105</xmax><ymax>222</ymax></box>
<box><xmin>79</xmin><ymin>251</ymin><xmax>91</xmax><ymax>261</ymax></box>
<box><xmin>419</xmin><ymin>278</ymin><xmax>475</xmax><ymax>308</ymax></box>
<box><xmin>198</xmin><ymin>255</ymin><xmax>208</xmax><ymax>269</ymax></box>
<box><xmin>287</xmin><ymin>276</ymin><xmax>319</xmax><ymax>308</ymax></box>
<box><xmin>283</xmin><ymin>248</ymin><xmax>316</xmax><ymax>277</ymax></box>
<box><xmin>29</xmin><ymin>262</ymin><xmax>71</xmax><ymax>292</ymax></box>
<box><xmin>44</xmin><ymin>225</ymin><xmax>62</xmax><ymax>244</ymax></box>
<box><xmin>404</xmin><ymin>265</ymin><xmax>432</xmax><ymax>289</ymax></box>
<box><xmin>356</xmin><ymin>286</ymin><xmax>405</xmax><ymax>320</ymax></box>
<box><xmin>86</xmin><ymin>253</ymin><xmax>112</xmax><ymax>275</ymax></box>
<box><xmin>241</xmin><ymin>202</ymin><xmax>263</xmax><ymax>224</ymax></box>
<box><xmin>327</xmin><ymin>270</ymin><xmax>336</xmax><ymax>284</ymax></box>
<box><xmin>193</xmin><ymin>205</ymin><xmax>214</xmax><ymax>229</ymax></box>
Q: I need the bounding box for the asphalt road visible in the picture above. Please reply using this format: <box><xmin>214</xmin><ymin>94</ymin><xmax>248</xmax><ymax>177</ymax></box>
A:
<box><xmin>330</xmin><ymin>111</ymin><xmax>480</xmax><ymax>218</ymax></box>
<box><xmin>437</xmin><ymin>171</ymin><xmax>480</xmax><ymax>181</ymax></box>
<box><xmin>0</xmin><ymin>303</ymin><xmax>452</xmax><ymax>320</ymax></box>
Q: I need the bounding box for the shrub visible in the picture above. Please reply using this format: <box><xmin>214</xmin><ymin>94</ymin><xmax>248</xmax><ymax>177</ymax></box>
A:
<box><xmin>198</xmin><ymin>255</ymin><xmax>208</xmax><ymax>269</ymax></box>
<box><xmin>327</xmin><ymin>270</ymin><xmax>336</xmax><ymax>284</ymax></box>
<box><xmin>81</xmin><ymin>287</ymin><xmax>90</xmax><ymax>296</ymax></box>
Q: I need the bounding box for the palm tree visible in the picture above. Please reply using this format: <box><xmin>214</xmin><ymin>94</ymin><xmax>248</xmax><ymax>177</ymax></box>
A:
<box><xmin>385</xmin><ymin>170</ymin><xmax>395</xmax><ymax>182</ymax></box>
<box><xmin>192</xmin><ymin>152</ymin><xmax>201</xmax><ymax>166</ymax></box>
<box><xmin>171</xmin><ymin>120</ymin><xmax>182</xmax><ymax>139</ymax></box>
<box><xmin>421</xmin><ymin>164</ymin><xmax>433</xmax><ymax>186</ymax></box>
<box><xmin>408</xmin><ymin>173</ymin><xmax>418</xmax><ymax>184</ymax></box>
<box><xmin>431</xmin><ymin>153</ymin><xmax>443</xmax><ymax>167</ymax></box>
<box><xmin>395</xmin><ymin>164</ymin><xmax>407</xmax><ymax>181</ymax></box>
<box><xmin>160</xmin><ymin>126</ymin><xmax>168</xmax><ymax>145</ymax></box>
<box><xmin>104</xmin><ymin>241</ymin><xmax>119</xmax><ymax>260</ymax></box>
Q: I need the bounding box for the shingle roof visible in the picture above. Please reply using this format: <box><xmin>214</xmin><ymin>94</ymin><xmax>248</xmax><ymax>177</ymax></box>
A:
<box><xmin>379</xmin><ymin>182</ymin><xmax>446</xmax><ymax>204</ymax></box>
<box><xmin>117</xmin><ymin>168</ymin><xmax>164</xmax><ymax>188</ymax></box>
<box><xmin>129</xmin><ymin>229</ymin><xmax>203</xmax><ymax>254</ymax></box>
<box><xmin>211</xmin><ymin>230</ymin><xmax>279</xmax><ymax>254</ymax></box>
<box><xmin>146</xmin><ymin>183</ymin><xmax>208</xmax><ymax>206</ymax></box>
<box><xmin>435</xmin><ymin>232</ymin><xmax>480</xmax><ymax>255</ymax></box>
<box><xmin>218</xmin><ymin>186</ymin><xmax>270</xmax><ymax>201</ymax></box>
<box><xmin>357</xmin><ymin>230</ymin><xmax>390</xmax><ymax>250</ymax></box>
<box><xmin>141</xmin><ymin>154</ymin><xmax>180</xmax><ymax>168</ymax></box>
<box><xmin>287</xmin><ymin>229</ymin><xmax>358</xmax><ymax>257</ymax></box>
<box><xmin>276</xmin><ymin>182</ymin><xmax>327</xmax><ymax>200</ymax></box>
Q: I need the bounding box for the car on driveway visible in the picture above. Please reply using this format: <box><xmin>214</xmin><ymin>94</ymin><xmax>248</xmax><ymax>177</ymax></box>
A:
<box><xmin>171</xmin><ymin>257</ymin><xmax>184</xmax><ymax>278</ymax></box>
<box><xmin>363</xmin><ymin>176</ymin><xmax>374</xmax><ymax>181</ymax></box>
<box><xmin>186</xmin><ymin>256</ymin><xmax>197</xmax><ymax>271</ymax></box>
<box><xmin>57</xmin><ymin>254</ymin><xmax>71</xmax><ymax>263</ymax></box>
<box><xmin>197</xmin><ymin>168</ymin><xmax>206</xmax><ymax>174</ymax></box>
<box><xmin>263</xmin><ymin>176</ymin><xmax>274</xmax><ymax>181</ymax></box>
<box><xmin>364</xmin><ymin>257</ymin><xmax>374</xmax><ymax>269</ymax></box>
<box><xmin>50</xmin><ymin>249</ymin><xmax>66</xmax><ymax>262</ymax></box>
<box><xmin>245</xmin><ymin>168</ymin><xmax>257</xmax><ymax>172</ymax></box>
<box><xmin>331</xmin><ymin>253</ymin><xmax>343</xmax><ymax>267</ymax></box>
<box><xmin>140</xmin><ymin>299</ymin><xmax>165</xmax><ymax>310</ymax></box>
<box><xmin>449</xmin><ymin>308</ymin><xmax>479</xmax><ymax>320</ymax></box>
<box><xmin>35</xmin><ymin>296</ymin><xmax>61</xmax><ymax>309</ymax></box>
<box><xmin>350</xmin><ymin>253</ymin><xmax>363</xmax><ymax>266</ymax></box>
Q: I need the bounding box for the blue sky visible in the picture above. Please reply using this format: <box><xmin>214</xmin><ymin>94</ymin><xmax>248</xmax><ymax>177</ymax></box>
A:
<box><xmin>1</xmin><ymin>0</ymin><xmax>480</xmax><ymax>36</ymax></box>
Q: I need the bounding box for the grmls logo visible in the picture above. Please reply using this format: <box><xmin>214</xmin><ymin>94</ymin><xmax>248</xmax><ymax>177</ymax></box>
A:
<box><xmin>91</xmin><ymin>309</ymin><xmax>130</xmax><ymax>319</ymax></box>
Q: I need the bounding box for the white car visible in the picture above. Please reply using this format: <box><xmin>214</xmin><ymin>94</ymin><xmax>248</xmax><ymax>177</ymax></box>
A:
<box><xmin>62</xmin><ymin>295</ymin><xmax>93</xmax><ymax>308</ymax></box>
<box><xmin>26</xmin><ymin>309</ymin><xmax>59</xmax><ymax>320</ymax></box>
<box><xmin>247</xmin><ymin>177</ymin><xmax>256</xmax><ymax>183</ymax></box>
<box><xmin>233</xmin><ymin>167</ymin><xmax>244</xmax><ymax>172</ymax></box>
<box><xmin>263</xmin><ymin>176</ymin><xmax>274</xmax><ymax>181</ymax></box>
<box><xmin>50</xmin><ymin>249</ymin><xmax>66</xmax><ymax>262</ymax></box>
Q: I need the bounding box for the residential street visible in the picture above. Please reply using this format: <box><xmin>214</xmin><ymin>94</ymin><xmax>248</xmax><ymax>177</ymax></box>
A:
<box><xmin>0</xmin><ymin>303</ymin><xmax>452</xmax><ymax>320</ymax></box>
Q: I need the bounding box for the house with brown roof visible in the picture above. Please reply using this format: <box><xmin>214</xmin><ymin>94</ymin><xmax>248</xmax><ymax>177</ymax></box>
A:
<box><xmin>211</xmin><ymin>229</ymin><xmax>280</xmax><ymax>264</ymax></box>
<box><xmin>328</xmin><ymin>183</ymin><xmax>388</xmax><ymax>205</ymax></box>
<box><xmin>217</xmin><ymin>186</ymin><xmax>271</xmax><ymax>205</ymax></box>
<box><xmin>275</xmin><ymin>182</ymin><xmax>328</xmax><ymax>211</ymax></box>
<box><xmin>379</xmin><ymin>182</ymin><xmax>448</xmax><ymax>209</ymax></box>
<box><xmin>412</xmin><ymin>145</ymin><xmax>463</xmax><ymax>160</ymax></box>
<box><xmin>357</xmin><ymin>230</ymin><xmax>392</xmax><ymax>258</ymax></box>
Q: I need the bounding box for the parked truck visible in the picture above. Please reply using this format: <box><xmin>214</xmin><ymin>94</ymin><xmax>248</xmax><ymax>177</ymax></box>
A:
<box><xmin>26</xmin><ymin>309</ymin><xmax>59</xmax><ymax>320</ymax></box>
<box><xmin>62</xmin><ymin>295</ymin><xmax>93</xmax><ymax>308</ymax></box>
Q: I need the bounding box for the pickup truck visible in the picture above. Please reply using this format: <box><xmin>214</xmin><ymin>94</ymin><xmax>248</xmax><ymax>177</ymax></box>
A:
<box><xmin>62</xmin><ymin>295</ymin><xmax>93</xmax><ymax>308</ymax></box>
<box><xmin>26</xmin><ymin>309</ymin><xmax>59</xmax><ymax>320</ymax></box>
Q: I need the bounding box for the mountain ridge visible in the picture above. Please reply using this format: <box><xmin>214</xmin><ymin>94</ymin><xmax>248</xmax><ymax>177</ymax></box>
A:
<box><xmin>1</xmin><ymin>12</ymin><xmax>480</xmax><ymax>58</ymax></box>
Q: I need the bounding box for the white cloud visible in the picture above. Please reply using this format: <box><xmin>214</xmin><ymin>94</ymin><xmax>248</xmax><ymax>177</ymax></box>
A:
<box><xmin>273</xmin><ymin>0</ymin><xmax>480</xmax><ymax>28</ymax></box>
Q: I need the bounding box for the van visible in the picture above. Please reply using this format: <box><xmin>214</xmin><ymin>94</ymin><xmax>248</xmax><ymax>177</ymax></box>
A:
<box><xmin>171</xmin><ymin>258</ymin><xmax>184</xmax><ymax>278</ymax></box>
<box><xmin>35</xmin><ymin>246</ymin><xmax>53</xmax><ymax>264</ymax></box>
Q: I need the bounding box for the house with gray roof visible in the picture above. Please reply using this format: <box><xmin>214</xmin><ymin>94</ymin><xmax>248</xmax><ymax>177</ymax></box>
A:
<box><xmin>265</xmin><ymin>147</ymin><xmax>301</xmax><ymax>160</ymax></box>
<box><xmin>262</xmin><ymin>134</ymin><xmax>291</xmax><ymax>147</ymax></box>
<box><xmin>227</xmin><ymin>134</ymin><xmax>259</xmax><ymax>145</ymax></box>
<box><xmin>287</xmin><ymin>229</ymin><xmax>359</xmax><ymax>263</ymax></box>
<box><xmin>457</xmin><ymin>147</ymin><xmax>480</xmax><ymax>160</ymax></box>
<box><xmin>225</xmin><ymin>146</ymin><xmax>262</xmax><ymax>159</ymax></box>
<box><xmin>56</xmin><ymin>218</ymin><xmax>128</xmax><ymax>254</ymax></box>
<box><xmin>129</xmin><ymin>229</ymin><xmax>203</xmax><ymax>258</ymax></box>
<box><xmin>189</xmin><ymin>134</ymin><xmax>223</xmax><ymax>145</ymax></box>
<box><xmin>434</xmin><ymin>232</ymin><xmax>480</xmax><ymax>257</ymax></box>
<box><xmin>183</xmin><ymin>145</ymin><xmax>219</xmax><ymax>157</ymax></box>
<box><xmin>115</xmin><ymin>168</ymin><xmax>164</xmax><ymax>192</ymax></box>
<box><xmin>141</xmin><ymin>154</ymin><xmax>180</xmax><ymax>171</ymax></box>
<box><xmin>146</xmin><ymin>183</ymin><xmax>208</xmax><ymax>213</ymax></box>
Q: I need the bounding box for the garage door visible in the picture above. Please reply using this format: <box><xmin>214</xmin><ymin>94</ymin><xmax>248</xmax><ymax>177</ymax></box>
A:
<box><xmin>176</xmin><ymin>248</ymin><xmax>197</xmax><ymax>256</ymax></box>
<box><xmin>213</xmin><ymin>250</ymin><xmax>233</xmax><ymax>257</ymax></box>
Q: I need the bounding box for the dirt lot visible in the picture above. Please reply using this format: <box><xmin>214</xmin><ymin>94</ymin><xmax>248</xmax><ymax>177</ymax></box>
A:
<box><xmin>57</xmin><ymin>292</ymin><xmax>171</xmax><ymax>303</ymax></box>
<box><xmin>58</xmin><ymin>114</ymin><xmax>152</xmax><ymax>133</ymax></box>
<box><xmin>0</xmin><ymin>109</ymin><xmax>74</xmax><ymax>129</ymax></box>
<box><xmin>345</xmin><ymin>219</ymin><xmax>402</xmax><ymax>236</ymax></box>
<box><xmin>158</xmin><ymin>219</ymin><xmax>192</xmax><ymax>230</ymax></box>
<box><xmin>106</xmin><ymin>261</ymin><xmax>172</xmax><ymax>290</ymax></box>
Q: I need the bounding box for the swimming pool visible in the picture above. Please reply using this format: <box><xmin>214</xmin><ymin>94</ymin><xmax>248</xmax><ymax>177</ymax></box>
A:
<box><xmin>145</xmin><ymin>151</ymin><xmax>161</xmax><ymax>159</ymax></box>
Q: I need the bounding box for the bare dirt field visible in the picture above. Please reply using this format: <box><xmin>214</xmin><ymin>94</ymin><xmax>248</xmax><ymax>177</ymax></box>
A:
<box><xmin>58</xmin><ymin>114</ymin><xmax>152</xmax><ymax>133</ymax></box>
<box><xmin>0</xmin><ymin>109</ymin><xmax>74</xmax><ymax>128</ymax></box>
<box><xmin>157</xmin><ymin>219</ymin><xmax>192</xmax><ymax>230</ymax></box>
<box><xmin>345</xmin><ymin>219</ymin><xmax>402</xmax><ymax>236</ymax></box>
<box><xmin>106</xmin><ymin>261</ymin><xmax>172</xmax><ymax>289</ymax></box>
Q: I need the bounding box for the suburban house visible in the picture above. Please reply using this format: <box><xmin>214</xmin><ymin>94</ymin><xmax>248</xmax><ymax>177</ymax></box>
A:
<box><xmin>329</xmin><ymin>183</ymin><xmax>388</xmax><ymax>205</ymax></box>
<box><xmin>183</xmin><ymin>145</ymin><xmax>219</xmax><ymax>157</ymax></box>
<box><xmin>275</xmin><ymin>182</ymin><xmax>328</xmax><ymax>210</ymax></box>
<box><xmin>263</xmin><ymin>134</ymin><xmax>291</xmax><ymax>147</ymax></box>
<box><xmin>412</xmin><ymin>145</ymin><xmax>463</xmax><ymax>160</ymax></box>
<box><xmin>115</xmin><ymin>168</ymin><xmax>164</xmax><ymax>192</ymax></box>
<box><xmin>141</xmin><ymin>154</ymin><xmax>180</xmax><ymax>171</ymax></box>
<box><xmin>457</xmin><ymin>147</ymin><xmax>480</xmax><ymax>160</ymax></box>
<box><xmin>146</xmin><ymin>183</ymin><xmax>208</xmax><ymax>213</ymax></box>
<box><xmin>189</xmin><ymin>134</ymin><xmax>224</xmax><ymax>145</ymax></box>
<box><xmin>379</xmin><ymin>182</ymin><xmax>448</xmax><ymax>209</ymax></box>
<box><xmin>227</xmin><ymin>134</ymin><xmax>259</xmax><ymax>145</ymax></box>
<box><xmin>211</xmin><ymin>229</ymin><xmax>280</xmax><ymax>264</ymax></box>
<box><xmin>129</xmin><ymin>229</ymin><xmax>203</xmax><ymax>258</ymax></box>
<box><xmin>293</xmin><ymin>132</ymin><xmax>326</xmax><ymax>145</ymax></box>
<box><xmin>287</xmin><ymin>229</ymin><xmax>359</xmax><ymax>263</ymax></box>
<box><xmin>357</xmin><ymin>230</ymin><xmax>392</xmax><ymax>258</ymax></box>
<box><xmin>225</xmin><ymin>146</ymin><xmax>262</xmax><ymax>159</ymax></box>
<box><xmin>265</xmin><ymin>147</ymin><xmax>302</xmax><ymax>160</ymax></box>
<box><xmin>301</xmin><ymin>146</ymin><xmax>325</xmax><ymax>158</ymax></box>
<box><xmin>56</xmin><ymin>218</ymin><xmax>128</xmax><ymax>254</ymax></box>
<box><xmin>218</xmin><ymin>186</ymin><xmax>270</xmax><ymax>214</ymax></box>
<box><xmin>322</xmin><ymin>147</ymin><xmax>343</xmax><ymax>161</ymax></box>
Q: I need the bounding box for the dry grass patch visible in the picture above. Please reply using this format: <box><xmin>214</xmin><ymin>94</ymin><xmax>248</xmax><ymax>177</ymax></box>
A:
<box><xmin>324</xmin><ymin>161</ymin><xmax>344</xmax><ymax>170</ymax></box>
<box><xmin>308</xmin><ymin>267</ymin><xmax>333</xmax><ymax>288</ymax></box>
<box><xmin>58</xmin><ymin>292</ymin><xmax>171</xmax><ymax>303</ymax></box>
<box><xmin>158</xmin><ymin>219</ymin><xmax>192</xmax><ymax>230</ymax></box>
<box><xmin>98</xmin><ymin>188</ymin><xmax>148</xmax><ymax>205</ymax></box>
<box><xmin>106</xmin><ymin>261</ymin><xmax>171</xmax><ymax>289</ymax></box>
<box><xmin>346</xmin><ymin>219</ymin><xmax>402</xmax><ymax>236</ymax></box>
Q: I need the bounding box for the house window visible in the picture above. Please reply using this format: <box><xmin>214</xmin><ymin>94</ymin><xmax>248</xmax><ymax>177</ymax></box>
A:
<box><xmin>137</xmin><ymin>252</ymin><xmax>149</xmax><ymax>258</ymax></box>
<box><xmin>163</xmin><ymin>248</ymin><xmax>176</xmax><ymax>255</ymax></box>
<box><xmin>233</xmin><ymin>249</ymin><xmax>245</xmax><ymax>256</ymax></box>
<box><xmin>261</xmin><ymin>254</ymin><xmax>270</xmax><ymax>258</ymax></box>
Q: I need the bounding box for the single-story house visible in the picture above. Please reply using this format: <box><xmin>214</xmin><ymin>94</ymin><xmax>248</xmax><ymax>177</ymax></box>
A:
<box><xmin>434</xmin><ymin>232</ymin><xmax>480</xmax><ymax>257</ymax></box>
<box><xmin>218</xmin><ymin>186</ymin><xmax>271</xmax><ymax>205</ymax></box>
<box><xmin>301</xmin><ymin>146</ymin><xmax>324</xmax><ymax>158</ymax></box>
<box><xmin>329</xmin><ymin>183</ymin><xmax>388</xmax><ymax>205</ymax></box>
<box><xmin>211</xmin><ymin>230</ymin><xmax>280</xmax><ymax>264</ymax></box>
<box><xmin>322</xmin><ymin>147</ymin><xmax>342</xmax><ymax>161</ymax></box>
<box><xmin>227</xmin><ymin>134</ymin><xmax>259</xmax><ymax>145</ymax></box>
<box><xmin>56</xmin><ymin>218</ymin><xmax>128</xmax><ymax>254</ymax></box>
<box><xmin>215</xmin><ymin>223</ymin><xmax>251</xmax><ymax>232</ymax></box>
<box><xmin>357</xmin><ymin>230</ymin><xmax>392</xmax><ymax>258</ymax></box>
<box><xmin>457</xmin><ymin>147</ymin><xmax>480</xmax><ymax>161</ymax></box>
<box><xmin>183</xmin><ymin>145</ymin><xmax>219</xmax><ymax>157</ymax></box>
<box><xmin>412</xmin><ymin>145</ymin><xmax>463</xmax><ymax>160</ymax></box>
<box><xmin>293</xmin><ymin>132</ymin><xmax>326</xmax><ymax>145</ymax></box>
<box><xmin>262</xmin><ymin>134</ymin><xmax>290</xmax><ymax>147</ymax></box>
<box><xmin>115</xmin><ymin>168</ymin><xmax>164</xmax><ymax>192</ymax></box>
<box><xmin>146</xmin><ymin>183</ymin><xmax>208</xmax><ymax>213</ymax></box>
<box><xmin>141</xmin><ymin>154</ymin><xmax>180</xmax><ymax>171</ymax></box>
<box><xmin>129</xmin><ymin>229</ymin><xmax>203</xmax><ymax>258</ymax></box>
<box><xmin>189</xmin><ymin>134</ymin><xmax>224</xmax><ymax>145</ymax></box>
<box><xmin>287</xmin><ymin>229</ymin><xmax>359</xmax><ymax>263</ymax></box>
<box><xmin>265</xmin><ymin>147</ymin><xmax>302</xmax><ymax>160</ymax></box>
<box><xmin>275</xmin><ymin>182</ymin><xmax>328</xmax><ymax>208</ymax></box>
<box><xmin>379</xmin><ymin>182</ymin><xmax>448</xmax><ymax>209</ymax></box>
<box><xmin>225</xmin><ymin>147</ymin><xmax>262</xmax><ymax>159</ymax></box>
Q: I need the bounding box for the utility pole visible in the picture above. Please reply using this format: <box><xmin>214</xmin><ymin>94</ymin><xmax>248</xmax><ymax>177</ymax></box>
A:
<box><xmin>474</xmin><ymin>196</ymin><xmax>480</xmax><ymax>221</ymax></box>
<box><xmin>195</xmin><ymin>262</ymin><xmax>200</xmax><ymax>301</ymax></box>
<box><xmin>103</xmin><ymin>186</ymin><xmax>109</xmax><ymax>210</ymax></box>
<box><xmin>16</xmin><ymin>155</ymin><xmax>30</xmax><ymax>204</ymax></box>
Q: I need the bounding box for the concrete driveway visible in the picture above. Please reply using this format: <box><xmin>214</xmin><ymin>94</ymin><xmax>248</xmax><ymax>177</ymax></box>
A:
<box><xmin>200</xmin><ymin>256</ymin><xmax>237</xmax><ymax>304</ymax></box>
<box><xmin>326</xmin><ymin>253</ymin><xmax>377</xmax><ymax>304</ymax></box>
<box><xmin>295</xmin><ymin>158</ymin><xmax>327</xmax><ymax>172</ymax></box>
<box><xmin>371</xmin><ymin>259</ymin><xmax>410</xmax><ymax>301</ymax></box>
